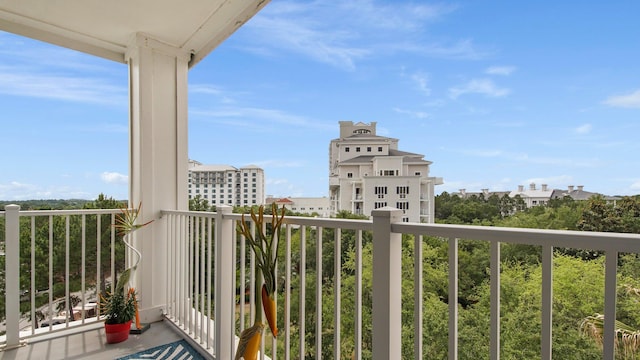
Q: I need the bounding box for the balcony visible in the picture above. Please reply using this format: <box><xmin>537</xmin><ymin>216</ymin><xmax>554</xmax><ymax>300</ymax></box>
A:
<box><xmin>3</xmin><ymin>205</ymin><xmax>640</xmax><ymax>359</ymax></box>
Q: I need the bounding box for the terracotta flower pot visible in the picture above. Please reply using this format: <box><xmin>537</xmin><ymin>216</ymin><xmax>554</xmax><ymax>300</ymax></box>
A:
<box><xmin>105</xmin><ymin>320</ymin><xmax>132</xmax><ymax>344</ymax></box>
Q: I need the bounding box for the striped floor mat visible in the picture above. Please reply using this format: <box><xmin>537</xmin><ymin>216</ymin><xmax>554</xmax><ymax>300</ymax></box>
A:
<box><xmin>117</xmin><ymin>339</ymin><xmax>206</xmax><ymax>359</ymax></box>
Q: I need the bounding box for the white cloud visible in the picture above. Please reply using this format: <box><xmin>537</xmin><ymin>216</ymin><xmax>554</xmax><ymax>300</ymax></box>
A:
<box><xmin>411</xmin><ymin>72</ymin><xmax>431</xmax><ymax>96</ymax></box>
<box><xmin>631</xmin><ymin>181</ymin><xmax>640</xmax><ymax>190</ymax></box>
<box><xmin>101</xmin><ymin>172</ymin><xmax>128</xmax><ymax>184</ymax></box>
<box><xmin>0</xmin><ymin>66</ymin><xmax>127</xmax><ymax>106</ymax></box>
<box><xmin>393</xmin><ymin>108</ymin><xmax>430</xmax><ymax>119</ymax></box>
<box><xmin>243</xmin><ymin>1</ymin><xmax>484</xmax><ymax>70</ymax></box>
<box><xmin>485</xmin><ymin>66</ymin><xmax>516</xmax><ymax>76</ymax></box>
<box><xmin>449</xmin><ymin>79</ymin><xmax>510</xmax><ymax>99</ymax></box>
<box><xmin>0</xmin><ymin>181</ymin><xmax>92</xmax><ymax>200</ymax></box>
<box><xmin>575</xmin><ymin>124</ymin><xmax>592</xmax><ymax>134</ymax></box>
<box><xmin>603</xmin><ymin>89</ymin><xmax>640</xmax><ymax>108</ymax></box>
<box><xmin>523</xmin><ymin>175</ymin><xmax>574</xmax><ymax>188</ymax></box>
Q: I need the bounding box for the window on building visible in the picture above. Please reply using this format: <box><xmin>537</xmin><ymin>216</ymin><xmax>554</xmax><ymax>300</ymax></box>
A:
<box><xmin>345</xmin><ymin>147</ymin><xmax>350</xmax><ymax>152</ymax></box>
<box><xmin>381</xmin><ymin>170</ymin><xmax>395</xmax><ymax>176</ymax></box>
<box><xmin>415</xmin><ymin>172</ymin><xmax>421</xmax><ymax>176</ymax></box>
<box><xmin>347</xmin><ymin>172</ymin><xmax>353</xmax><ymax>178</ymax></box>
<box><xmin>374</xmin><ymin>202</ymin><xmax>387</xmax><ymax>209</ymax></box>
<box><xmin>367</xmin><ymin>147</ymin><xmax>371</xmax><ymax>152</ymax></box>
<box><xmin>396</xmin><ymin>202</ymin><xmax>409</xmax><ymax>210</ymax></box>
<box><xmin>397</xmin><ymin>186</ymin><xmax>409</xmax><ymax>199</ymax></box>
<box><xmin>356</xmin><ymin>147</ymin><xmax>361</xmax><ymax>152</ymax></box>
<box><xmin>252</xmin><ymin>173</ymin><xmax>256</xmax><ymax>177</ymax></box>
<box><xmin>374</xmin><ymin>186</ymin><xmax>388</xmax><ymax>198</ymax></box>
<box><xmin>378</xmin><ymin>146</ymin><xmax>383</xmax><ymax>152</ymax></box>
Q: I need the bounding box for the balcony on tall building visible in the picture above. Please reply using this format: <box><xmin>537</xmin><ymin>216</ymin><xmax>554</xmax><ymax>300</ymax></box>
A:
<box><xmin>2</xmin><ymin>205</ymin><xmax>640</xmax><ymax>359</ymax></box>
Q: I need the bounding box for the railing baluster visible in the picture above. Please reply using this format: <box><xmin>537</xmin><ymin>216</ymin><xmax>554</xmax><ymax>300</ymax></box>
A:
<box><xmin>81</xmin><ymin>214</ymin><xmax>86</xmax><ymax>323</ymax></box>
<box><xmin>541</xmin><ymin>244</ymin><xmax>553</xmax><ymax>360</ymax></box>
<box><xmin>490</xmin><ymin>241</ymin><xmax>500</xmax><ymax>360</ymax></box>
<box><xmin>206</xmin><ymin>216</ymin><xmax>213</xmax><ymax>349</ymax></box>
<box><xmin>448</xmin><ymin>237</ymin><xmax>458</xmax><ymax>360</ymax></box>
<box><xmin>414</xmin><ymin>234</ymin><xmax>423</xmax><ymax>360</ymax></box>
<box><xmin>299</xmin><ymin>225</ymin><xmax>307</xmax><ymax>359</ymax></box>
<box><xmin>603</xmin><ymin>250</ymin><xmax>618</xmax><ymax>360</ymax></box>
<box><xmin>65</xmin><ymin>215</ymin><xmax>70</xmax><ymax>328</ymax></box>
<box><xmin>334</xmin><ymin>227</ymin><xmax>341</xmax><ymax>360</ymax></box>
<box><xmin>48</xmin><ymin>215</ymin><xmax>54</xmax><ymax>332</ymax></box>
<box><xmin>239</xmin><ymin>222</ymin><xmax>246</xmax><ymax>333</ymax></box>
<box><xmin>355</xmin><ymin>229</ymin><xmax>363</xmax><ymax>360</ymax></box>
<box><xmin>30</xmin><ymin>216</ymin><xmax>36</xmax><ymax>335</ymax></box>
<box><xmin>97</xmin><ymin>214</ymin><xmax>101</xmax><ymax>319</ymax></box>
<box><xmin>284</xmin><ymin>224</ymin><xmax>292</xmax><ymax>360</ymax></box>
<box><xmin>316</xmin><ymin>226</ymin><xmax>323</xmax><ymax>360</ymax></box>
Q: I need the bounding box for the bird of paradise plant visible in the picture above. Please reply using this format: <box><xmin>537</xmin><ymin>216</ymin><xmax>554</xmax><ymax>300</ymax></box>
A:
<box><xmin>234</xmin><ymin>204</ymin><xmax>286</xmax><ymax>360</ymax></box>
<box><xmin>109</xmin><ymin>201</ymin><xmax>154</xmax><ymax>330</ymax></box>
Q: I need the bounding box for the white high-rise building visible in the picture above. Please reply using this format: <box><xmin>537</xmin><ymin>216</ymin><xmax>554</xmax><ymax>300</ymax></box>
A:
<box><xmin>188</xmin><ymin>160</ymin><xmax>265</xmax><ymax>207</ymax></box>
<box><xmin>328</xmin><ymin>121</ymin><xmax>443</xmax><ymax>222</ymax></box>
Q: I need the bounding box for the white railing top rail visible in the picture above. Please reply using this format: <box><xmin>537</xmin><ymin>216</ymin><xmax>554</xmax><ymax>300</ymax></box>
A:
<box><xmin>161</xmin><ymin>209</ymin><xmax>640</xmax><ymax>252</ymax></box>
<box><xmin>161</xmin><ymin>209</ymin><xmax>374</xmax><ymax>231</ymax></box>
<box><xmin>393</xmin><ymin>222</ymin><xmax>640</xmax><ymax>253</ymax></box>
<box><xmin>1</xmin><ymin>207</ymin><xmax>122</xmax><ymax>216</ymax></box>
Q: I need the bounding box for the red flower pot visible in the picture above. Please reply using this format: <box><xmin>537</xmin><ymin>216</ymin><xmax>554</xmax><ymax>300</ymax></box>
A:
<box><xmin>105</xmin><ymin>320</ymin><xmax>132</xmax><ymax>344</ymax></box>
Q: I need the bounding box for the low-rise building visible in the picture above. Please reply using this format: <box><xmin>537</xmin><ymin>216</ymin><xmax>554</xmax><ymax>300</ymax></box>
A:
<box><xmin>266</xmin><ymin>196</ymin><xmax>331</xmax><ymax>217</ymax></box>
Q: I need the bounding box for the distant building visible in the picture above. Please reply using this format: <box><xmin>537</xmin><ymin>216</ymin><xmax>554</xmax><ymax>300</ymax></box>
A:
<box><xmin>456</xmin><ymin>183</ymin><xmax>617</xmax><ymax>208</ymax></box>
<box><xmin>188</xmin><ymin>160</ymin><xmax>265</xmax><ymax>207</ymax></box>
<box><xmin>328</xmin><ymin>121</ymin><xmax>443</xmax><ymax>222</ymax></box>
<box><xmin>266</xmin><ymin>196</ymin><xmax>331</xmax><ymax>217</ymax></box>
<box><xmin>551</xmin><ymin>185</ymin><xmax>598</xmax><ymax>201</ymax></box>
<box><xmin>509</xmin><ymin>183</ymin><xmax>554</xmax><ymax>207</ymax></box>
<box><xmin>455</xmin><ymin>188</ymin><xmax>511</xmax><ymax>199</ymax></box>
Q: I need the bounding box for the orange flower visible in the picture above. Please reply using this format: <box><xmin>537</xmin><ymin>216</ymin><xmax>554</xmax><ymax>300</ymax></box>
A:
<box><xmin>235</xmin><ymin>322</ymin><xmax>264</xmax><ymax>360</ymax></box>
<box><xmin>262</xmin><ymin>284</ymin><xmax>278</xmax><ymax>337</ymax></box>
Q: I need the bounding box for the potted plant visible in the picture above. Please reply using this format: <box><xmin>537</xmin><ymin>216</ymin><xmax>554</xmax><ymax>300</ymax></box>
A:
<box><xmin>101</xmin><ymin>288</ymin><xmax>137</xmax><ymax>344</ymax></box>
<box><xmin>101</xmin><ymin>202</ymin><xmax>153</xmax><ymax>344</ymax></box>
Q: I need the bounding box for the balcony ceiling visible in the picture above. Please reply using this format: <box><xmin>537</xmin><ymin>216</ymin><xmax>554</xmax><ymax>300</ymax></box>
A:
<box><xmin>0</xmin><ymin>0</ymin><xmax>268</xmax><ymax>66</ymax></box>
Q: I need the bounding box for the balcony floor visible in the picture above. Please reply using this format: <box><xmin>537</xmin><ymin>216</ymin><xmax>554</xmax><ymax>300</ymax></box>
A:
<box><xmin>0</xmin><ymin>320</ymin><xmax>187</xmax><ymax>360</ymax></box>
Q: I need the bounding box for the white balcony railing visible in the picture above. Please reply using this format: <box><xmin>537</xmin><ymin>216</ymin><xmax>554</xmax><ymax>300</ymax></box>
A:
<box><xmin>0</xmin><ymin>206</ymin><xmax>123</xmax><ymax>350</ymax></box>
<box><xmin>4</xmin><ymin>204</ymin><xmax>640</xmax><ymax>360</ymax></box>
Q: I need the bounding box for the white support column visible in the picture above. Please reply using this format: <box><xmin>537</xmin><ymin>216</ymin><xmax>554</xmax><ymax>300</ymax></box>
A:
<box><xmin>214</xmin><ymin>205</ymin><xmax>235</xmax><ymax>359</ymax></box>
<box><xmin>125</xmin><ymin>32</ymin><xmax>190</xmax><ymax>322</ymax></box>
<box><xmin>371</xmin><ymin>207</ymin><xmax>403</xmax><ymax>360</ymax></box>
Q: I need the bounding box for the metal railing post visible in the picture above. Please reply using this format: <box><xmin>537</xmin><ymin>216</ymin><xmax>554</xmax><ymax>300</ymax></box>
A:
<box><xmin>371</xmin><ymin>207</ymin><xmax>403</xmax><ymax>360</ymax></box>
<box><xmin>2</xmin><ymin>204</ymin><xmax>24</xmax><ymax>350</ymax></box>
<box><xmin>214</xmin><ymin>205</ymin><xmax>234</xmax><ymax>359</ymax></box>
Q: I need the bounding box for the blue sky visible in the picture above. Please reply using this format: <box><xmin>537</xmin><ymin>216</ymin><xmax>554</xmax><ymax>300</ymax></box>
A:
<box><xmin>1</xmin><ymin>1</ymin><xmax>639</xmax><ymax>201</ymax></box>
